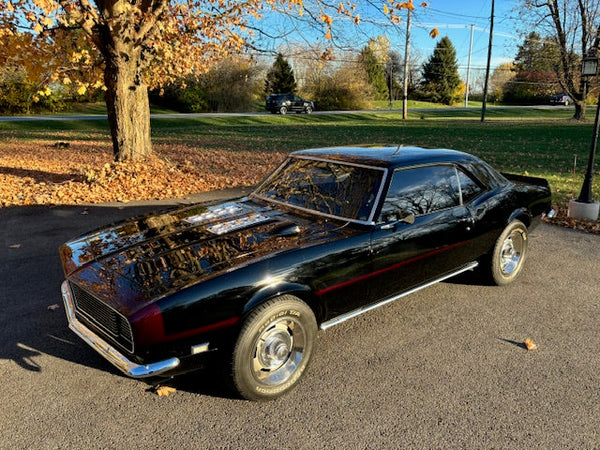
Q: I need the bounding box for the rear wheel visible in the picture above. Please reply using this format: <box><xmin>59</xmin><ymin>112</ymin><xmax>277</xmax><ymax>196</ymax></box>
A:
<box><xmin>489</xmin><ymin>220</ymin><xmax>528</xmax><ymax>285</ymax></box>
<box><xmin>231</xmin><ymin>295</ymin><xmax>317</xmax><ymax>401</ymax></box>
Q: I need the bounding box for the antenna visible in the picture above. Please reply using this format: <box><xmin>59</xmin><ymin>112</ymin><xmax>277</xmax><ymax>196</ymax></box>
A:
<box><xmin>393</xmin><ymin>144</ymin><xmax>403</xmax><ymax>155</ymax></box>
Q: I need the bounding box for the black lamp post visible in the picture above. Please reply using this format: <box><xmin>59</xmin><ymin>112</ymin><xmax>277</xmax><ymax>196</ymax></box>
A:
<box><xmin>577</xmin><ymin>56</ymin><xmax>599</xmax><ymax>204</ymax></box>
<box><xmin>568</xmin><ymin>55</ymin><xmax>600</xmax><ymax>220</ymax></box>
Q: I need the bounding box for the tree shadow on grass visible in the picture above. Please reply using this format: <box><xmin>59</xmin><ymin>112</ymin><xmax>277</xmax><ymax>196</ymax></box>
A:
<box><xmin>0</xmin><ymin>166</ymin><xmax>82</xmax><ymax>183</ymax></box>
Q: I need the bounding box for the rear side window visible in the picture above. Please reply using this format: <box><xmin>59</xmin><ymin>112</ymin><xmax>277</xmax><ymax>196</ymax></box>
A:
<box><xmin>380</xmin><ymin>165</ymin><xmax>460</xmax><ymax>218</ymax></box>
<box><xmin>456</xmin><ymin>169</ymin><xmax>482</xmax><ymax>203</ymax></box>
<box><xmin>463</xmin><ymin>160</ymin><xmax>507</xmax><ymax>189</ymax></box>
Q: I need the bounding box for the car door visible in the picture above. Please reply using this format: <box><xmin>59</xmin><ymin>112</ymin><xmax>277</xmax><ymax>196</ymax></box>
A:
<box><xmin>368</xmin><ymin>164</ymin><xmax>479</xmax><ymax>303</ymax></box>
<box><xmin>291</xmin><ymin>95</ymin><xmax>303</xmax><ymax>112</ymax></box>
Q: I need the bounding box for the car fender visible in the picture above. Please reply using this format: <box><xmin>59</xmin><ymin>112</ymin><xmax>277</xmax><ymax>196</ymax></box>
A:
<box><xmin>243</xmin><ymin>282</ymin><xmax>323</xmax><ymax>321</ymax></box>
<box><xmin>507</xmin><ymin>207</ymin><xmax>531</xmax><ymax>227</ymax></box>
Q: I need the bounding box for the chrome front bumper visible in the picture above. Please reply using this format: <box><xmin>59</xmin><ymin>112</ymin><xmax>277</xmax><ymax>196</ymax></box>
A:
<box><xmin>61</xmin><ymin>280</ymin><xmax>180</xmax><ymax>378</ymax></box>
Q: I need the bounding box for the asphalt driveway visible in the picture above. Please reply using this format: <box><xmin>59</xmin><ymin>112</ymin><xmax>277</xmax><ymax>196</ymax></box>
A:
<box><xmin>1</xmin><ymin>194</ymin><xmax>599</xmax><ymax>449</ymax></box>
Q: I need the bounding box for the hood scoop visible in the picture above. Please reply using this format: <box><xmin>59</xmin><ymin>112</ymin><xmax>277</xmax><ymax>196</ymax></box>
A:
<box><xmin>183</xmin><ymin>201</ymin><xmax>274</xmax><ymax>235</ymax></box>
<box><xmin>207</xmin><ymin>213</ymin><xmax>272</xmax><ymax>235</ymax></box>
<box><xmin>183</xmin><ymin>201</ymin><xmax>247</xmax><ymax>226</ymax></box>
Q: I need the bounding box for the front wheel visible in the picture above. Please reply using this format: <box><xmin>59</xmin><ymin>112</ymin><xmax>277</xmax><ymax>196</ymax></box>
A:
<box><xmin>489</xmin><ymin>220</ymin><xmax>528</xmax><ymax>285</ymax></box>
<box><xmin>279</xmin><ymin>106</ymin><xmax>287</xmax><ymax>115</ymax></box>
<box><xmin>305</xmin><ymin>106</ymin><xmax>313</xmax><ymax>114</ymax></box>
<box><xmin>231</xmin><ymin>295</ymin><xmax>317</xmax><ymax>401</ymax></box>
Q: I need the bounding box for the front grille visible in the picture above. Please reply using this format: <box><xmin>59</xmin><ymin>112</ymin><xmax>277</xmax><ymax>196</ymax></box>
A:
<box><xmin>69</xmin><ymin>282</ymin><xmax>134</xmax><ymax>353</ymax></box>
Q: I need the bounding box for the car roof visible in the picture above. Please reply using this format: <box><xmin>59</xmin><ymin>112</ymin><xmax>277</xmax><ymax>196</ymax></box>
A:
<box><xmin>291</xmin><ymin>145</ymin><xmax>480</xmax><ymax>169</ymax></box>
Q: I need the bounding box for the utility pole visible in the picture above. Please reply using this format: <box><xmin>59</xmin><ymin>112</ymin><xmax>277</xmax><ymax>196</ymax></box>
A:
<box><xmin>402</xmin><ymin>7</ymin><xmax>411</xmax><ymax>120</ymax></box>
<box><xmin>465</xmin><ymin>24</ymin><xmax>474</xmax><ymax>108</ymax></box>
<box><xmin>481</xmin><ymin>0</ymin><xmax>494</xmax><ymax>122</ymax></box>
<box><xmin>389</xmin><ymin>64</ymin><xmax>393</xmax><ymax>109</ymax></box>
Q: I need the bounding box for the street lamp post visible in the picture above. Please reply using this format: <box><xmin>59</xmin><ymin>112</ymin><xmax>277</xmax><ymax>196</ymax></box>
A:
<box><xmin>568</xmin><ymin>56</ymin><xmax>600</xmax><ymax>220</ymax></box>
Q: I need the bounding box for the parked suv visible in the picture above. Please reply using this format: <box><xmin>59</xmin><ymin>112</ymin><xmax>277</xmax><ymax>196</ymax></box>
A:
<box><xmin>266</xmin><ymin>93</ymin><xmax>314</xmax><ymax>114</ymax></box>
<box><xmin>550</xmin><ymin>93</ymin><xmax>572</xmax><ymax>106</ymax></box>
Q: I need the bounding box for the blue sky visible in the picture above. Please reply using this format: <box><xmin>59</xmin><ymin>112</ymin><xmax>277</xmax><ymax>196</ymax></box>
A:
<box><xmin>255</xmin><ymin>0</ymin><xmax>523</xmax><ymax>85</ymax></box>
<box><xmin>405</xmin><ymin>0</ymin><xmax>521</xmax><ymax>80</ymax></box>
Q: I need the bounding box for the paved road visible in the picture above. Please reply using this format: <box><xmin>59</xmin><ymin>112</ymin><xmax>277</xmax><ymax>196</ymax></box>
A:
<box><xmin>1</xmin><ymin>194</ymin><xmax>599</xmax><ymax>449</ymax></box>
<box><xmin>0</xmin><ymin>105</ymin><xmax>573</xmax><ymax>122</ymax></box>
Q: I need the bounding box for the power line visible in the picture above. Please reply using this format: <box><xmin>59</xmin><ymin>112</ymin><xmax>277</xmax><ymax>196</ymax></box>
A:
<box><xmin>425</xmin><ymin>7</ymin><xmax>489</xmax><ymax>21</ymax></box>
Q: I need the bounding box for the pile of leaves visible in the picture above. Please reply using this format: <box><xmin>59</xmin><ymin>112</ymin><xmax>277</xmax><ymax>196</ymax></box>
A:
<box><xmin>542</xmin><ymin>206</ymin><xmax>600</xmax><ymax>234</ymax></box>
<box><xmin>0</xmin><ymin>139</ymin><xmax>286</xmax><ymax>207</ymax></box>
<box><xmin>1</xmin><ymin>138</ymin><xmax>599</xmax><ymax>235</ymax></box>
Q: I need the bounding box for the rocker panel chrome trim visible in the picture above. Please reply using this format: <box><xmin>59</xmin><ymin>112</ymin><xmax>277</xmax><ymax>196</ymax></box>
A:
<box><xmin>320</xmin><ymin>262</ymin><xmax>479</xmax><ymax>330</ymax></box>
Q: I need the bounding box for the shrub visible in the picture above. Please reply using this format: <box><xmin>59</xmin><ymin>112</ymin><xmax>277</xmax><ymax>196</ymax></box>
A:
<box><xmin>305</xmin><ymin>63</ymin><xmax>373</xmax><ymax>111</ymax></box>
<box><xmin>150</xmin><ymin>57</ymin><xmax>261</xmax><ymax>113</ymax></box>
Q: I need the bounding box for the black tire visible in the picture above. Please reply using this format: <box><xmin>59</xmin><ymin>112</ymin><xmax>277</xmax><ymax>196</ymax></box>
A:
<box><xmin>489</xmin><ymin>220</ymin><xmax>528</xmax><ymax>286</ymax></box>
<box><xmin>305</xmin><ymin>106</ymin><xmax>313</xmax><ymax>114</ymax></box>
<box><xmin>231</xmin><ymin>295</ymin><xmax>317</xmax><ymax>401</ymax></box>
<box><xmin>279</xmin><ymin>106</ymin><xmax>287</xmax><ymax>115</ymax></box>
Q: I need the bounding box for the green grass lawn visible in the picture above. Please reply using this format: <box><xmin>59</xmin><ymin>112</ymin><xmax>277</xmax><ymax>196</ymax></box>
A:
<box><xmin>1</xmin><ymin>108</ymin><xmax>598</xmax><ymax>210</ymax></box>
<box><xmin>372</xmin><ymin>100</ymin><xmax>455</xmax><ymax>110</ymax></box>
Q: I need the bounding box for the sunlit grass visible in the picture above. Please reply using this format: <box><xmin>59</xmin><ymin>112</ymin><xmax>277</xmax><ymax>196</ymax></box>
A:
<box><xmin>1</xmin><ymin>108</ymin><xmax>598</xmax><ymax>209</ymax></box>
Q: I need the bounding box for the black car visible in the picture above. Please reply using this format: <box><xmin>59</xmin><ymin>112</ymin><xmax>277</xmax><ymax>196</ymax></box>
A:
<box><xmin>60</xmin><ymin>145</ymin><xmax>551</xmax><ymax>400</ymax></box>
<box><xmin>266</xmin><ymin>93</ymin><xmax>314</xmax><ymax>114</ymax></box>
<box><xmin>550</xmin><ymin>93</ymin><xmax>572</xmax><ymax>106</ymax></box>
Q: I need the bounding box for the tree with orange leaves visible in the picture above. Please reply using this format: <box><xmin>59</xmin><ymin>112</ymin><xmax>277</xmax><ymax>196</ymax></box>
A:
<box><xmin>0</xmin><ymin>0</ymin><xmax>429</xmax><ymax>162</ymax></box>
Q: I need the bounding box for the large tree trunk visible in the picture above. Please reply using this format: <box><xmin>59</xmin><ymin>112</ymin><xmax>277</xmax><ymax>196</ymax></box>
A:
<box><xmin>573</xmin><ymin>100</ymin><xmax>586</xmax><ymax>120</ymax></box>
<box><xmin>104</xmin><ymin>56</ymin><xmax>152</xmax><ymax>162</ymax></box>
<box><xmin>572</xmin><ymin>75</ymin><xmax>588</xmax><ymax>121</ymax></box>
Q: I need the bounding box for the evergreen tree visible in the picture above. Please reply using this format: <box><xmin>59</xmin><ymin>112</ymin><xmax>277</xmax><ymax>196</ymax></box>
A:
<box><xmin>359</xmin><ymin>45</ymin><xmax>388</xmax><ymax>100</ymax></box>
<box><xmin>420</xmin><ymin>36</ymin><xmax>461</xmax><ymax>105</ymax></box>
<box><xmin>385</xmin><ymin>50</ymin><xmax>403</xmax><ymax>101</ymax></box>
<box><xmin>503</xmin><ymin>31</ymin><xmax>561</xmax><ymax>104</ymax></box>
<box><xmin>265</xmin><ymin>53</ymin><xmax>297</xmax><ymax>94</ymax></box>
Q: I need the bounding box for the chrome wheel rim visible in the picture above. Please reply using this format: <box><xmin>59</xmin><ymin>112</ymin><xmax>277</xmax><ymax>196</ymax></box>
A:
<box><xmin>500</xmin><ymin>229</ymin><xmax>525</xmax><ymax>276</ymax></box>
<box><xmin>252</xmin><ymin>318</ymin><xmax>306</xmax><ymax>386</ymax></box>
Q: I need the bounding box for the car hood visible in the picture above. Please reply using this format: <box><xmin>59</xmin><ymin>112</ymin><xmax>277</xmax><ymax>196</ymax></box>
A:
<box><xmin>61</xmin><ymin>198</ymin><xmax>355</xmax><ymax>314</ymax></box>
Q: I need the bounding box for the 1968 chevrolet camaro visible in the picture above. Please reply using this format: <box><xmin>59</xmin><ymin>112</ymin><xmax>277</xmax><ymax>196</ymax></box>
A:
<box><xmin>60</xmin><ymin>145</ymin><xmax>551</xmax><ymax>400</ymax></box>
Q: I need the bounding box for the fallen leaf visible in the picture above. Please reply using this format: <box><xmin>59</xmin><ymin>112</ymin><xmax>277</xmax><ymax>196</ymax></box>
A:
<box><xmin>524</xmin><ymin>338</ymin><xmax>537</xmax><ymax>351</ymax></box>
<box><xmin>155</xmin><ymin>385</ymin><xmax>176</xmax><ymax>397</ymax></box>
<box><xmin>9</xmin><ymin>244</ymin><xmax>21</xmax><ymax>249</ymax></box>
<box><xmin>47</xmin><ymin>304</ymin><xmax>61</xmax><ymax>311</ymax></box>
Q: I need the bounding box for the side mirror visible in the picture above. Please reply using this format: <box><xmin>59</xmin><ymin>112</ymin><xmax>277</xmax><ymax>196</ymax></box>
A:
<box><xmin>402</xmin><ymin>213</ymin><xmax>415</xmax><ymax>224</ymax></box>
<box><xmin>380</xmin><ymin>212</ymin><xmax>415</xmax><ymax>230</ymax></box>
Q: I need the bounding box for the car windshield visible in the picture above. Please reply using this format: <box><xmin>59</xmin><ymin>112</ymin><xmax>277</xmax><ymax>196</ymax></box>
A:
<box><xmin>253</xmin><ymin>157</ymin><xmax>385</xmax><ymax>223</ymax></box>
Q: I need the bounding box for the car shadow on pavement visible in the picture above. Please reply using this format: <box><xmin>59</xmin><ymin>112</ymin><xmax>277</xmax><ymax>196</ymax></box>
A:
<box><xmin>162</xmin><ymin>367</ymin><xmax>240</xmax><ymax>400</ymax></box>
<box><xmin>0</xmin><ymin>204</ymin><xmax>170</xmax><ymax>374</ymax></box>
<box><xmin>0</xmin><ymin>201</ymin><xmax>500</xmax><ymax>401</ymax></box>
<box><xmin>0</xmin><ymin>202</ymin><xmax>238</xmax><ymax>398</ymax></box>
<box><xmin>442</xmin><ymin>266</ymin><xmax>493</xmax><ymax>286</ymax></box>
